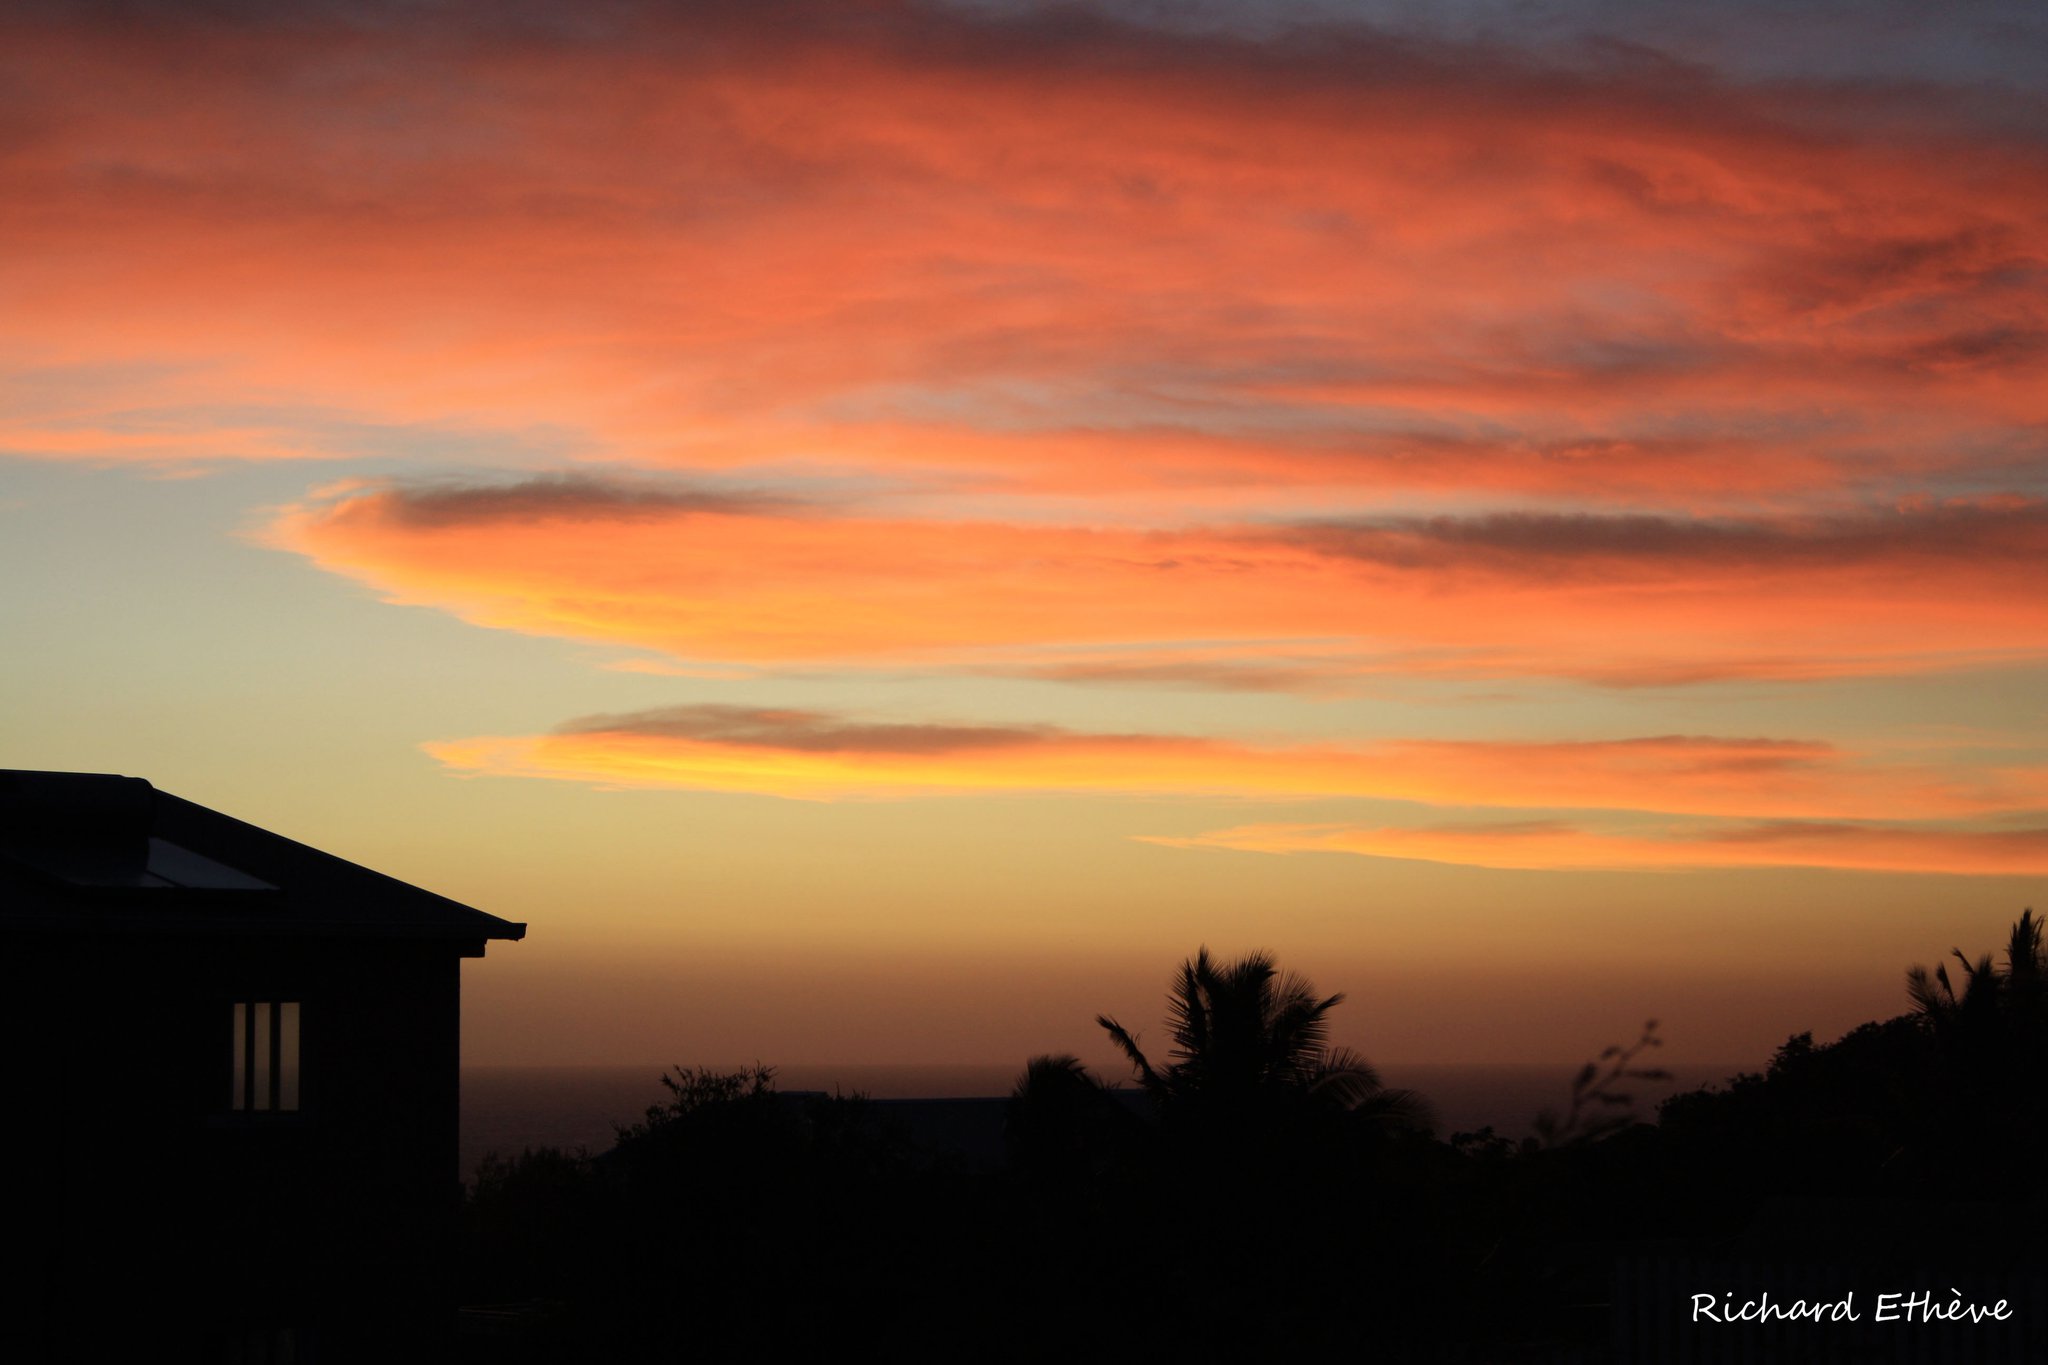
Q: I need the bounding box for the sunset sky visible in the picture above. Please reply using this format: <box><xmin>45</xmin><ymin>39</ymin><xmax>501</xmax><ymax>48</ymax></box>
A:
<box><xmin>5</xmin><ymin>0</ymin><xmax>2046</xmax><ymax>1074</ymax></box>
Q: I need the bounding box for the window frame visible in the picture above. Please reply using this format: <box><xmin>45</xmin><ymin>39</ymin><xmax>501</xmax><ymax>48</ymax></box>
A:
<box><xmin>229</xmin><ymin>1000</ymin><xmax>301</xmax><ymax>1114</ymax></box>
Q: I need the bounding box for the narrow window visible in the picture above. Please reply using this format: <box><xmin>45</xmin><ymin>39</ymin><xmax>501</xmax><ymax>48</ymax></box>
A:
<box><xmin>230</xmin><ymin>1001</ymin><xmax>300</xmax><ymax>1113</ymax></box>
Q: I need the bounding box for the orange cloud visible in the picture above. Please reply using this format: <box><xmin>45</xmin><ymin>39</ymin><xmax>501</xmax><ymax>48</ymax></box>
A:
<box><xmin>1145</xmin><ymin>820</ymin><xmax>2048</xmax><ymax>877</ymax></box>
<box><xmin>2</xmin><ymin>0</ymin><xmax>2043</xmax><ymax>509</ymax></box>
<box><xmin>421</xmin><ymin>705</ymin><xmax>2048</xmax><ymax>821</ymax></box>
<box><xmin>271</xmin><ymin>478</ymin><xmax>2048</xmax><ymax>684</ymax></box>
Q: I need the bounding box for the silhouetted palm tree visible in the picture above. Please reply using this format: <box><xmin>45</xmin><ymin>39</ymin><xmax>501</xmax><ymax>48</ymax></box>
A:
<box><xmin>2000</xmin><ymin>908</ymin><xmax>2046</xmax><ymax>1018</ymax></box>
<box><xmin>1907</xmin><ymin>945</ymin><xmax>2002</xmax><ymax>1034</ymax></box>
<box><xmin>1097</xmin><ymin>947</ymin><xmax>1429</xmax><ymax>1135</ymax></box>
<box><xmin>1908</xmin><ymin>910</ymin><xmax>2046</xmax><ymax>1037</ymax></box>
<box><xmin>1906</xmin><ymin>909</ymin><xmax>2048</xmax><ymax>1139</ymax></box>
<box><xmin>1004</xmin><ymin>1053</ymin><xmax>1142</xmax><ymax>1177</ymax></box>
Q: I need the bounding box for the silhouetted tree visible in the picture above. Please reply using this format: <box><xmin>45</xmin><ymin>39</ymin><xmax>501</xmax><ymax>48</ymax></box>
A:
<box><xmin>1907</xmin><ymin>941</ymin><xmax>2004</xmax><ymax>1039</ymax></box>
<box><xmin>1650</xmin><ymin>908</ymin><xmax>2048</xmax><ymax>1233</ymax></box>
<box><xmin>1004</xmin><ymin>1053</ymin><xmax>1143</xmax><ymax>1179</ymax></box>
<box><xmin>1531</xmin><ymin>1019</ymin><xmax>1669</xmax><ymax>1148</ymax></box>
<box><xmin>463</xmin><ymin>1146</ymin><xmax>594</xmax><ymax>1309</ymax></box>
<box><xmin>1084</xmin><ymin>951</ymin><xmax>1451</xmax><ymax>1356</ymax></box>
<box><xmin>1909</xmin><ymin>908</ymin><xmax>2047</xmax><ymax>1034</ymax></box>
<box><xmin>1901</xmin><ymin>908</ymin><xmax>2048</xmax><ymax>1192</ymax></box>
<box><xmin>2007</xmin><ymin>908</ymin><xmax>2048</xmax><ymax>1011</ymax></box>
<box><xmin>1097</xmin><ymin>947</ymin><xmax>1429</xmax><ymax>1139</ymax></box>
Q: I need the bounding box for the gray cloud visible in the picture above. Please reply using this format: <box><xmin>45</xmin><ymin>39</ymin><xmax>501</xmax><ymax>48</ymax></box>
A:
<box><xmin>1280</xmin><ymin>499</ymin><xmax>2048</xmax><ymax>574</ymax></box>
<box><xmin>1700</xmin><ymin>819</ymin><xmax>2048</xmax><ymax>845</ymax></box>
<box><xmin>381</xmin><ymin>474</ymin><xmax>793</xmax><ymax>528</ymax></box>
<box><xmin>554</xmin><ymin>703</ymin><xmax>1071</xmax><ymax>755</ymax></box>
<box><xmin>1009</xmin><ymin>657</ymin><xmax>1357</xmax><ymax>693</ymax></box>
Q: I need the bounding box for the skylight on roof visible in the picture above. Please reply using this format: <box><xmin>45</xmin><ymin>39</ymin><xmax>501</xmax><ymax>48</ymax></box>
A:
<box><xmin>0</xmin><ymin>836</ymin><xmax>276</xmax><ymax>893</ymax></box>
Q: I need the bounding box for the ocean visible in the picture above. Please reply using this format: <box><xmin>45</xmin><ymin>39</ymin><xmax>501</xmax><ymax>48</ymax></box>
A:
<box><xmin>458</xmin><ymin>1060</ymin><xmax>1746</xmax><ymax>1183</ymax></box>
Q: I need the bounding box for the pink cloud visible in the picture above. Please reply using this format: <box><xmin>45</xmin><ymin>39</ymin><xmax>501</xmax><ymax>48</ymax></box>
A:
<box><xmin>0</xmin><ymin>0</ymin><xmax>2040</xmax><ymax>512</ymax></box>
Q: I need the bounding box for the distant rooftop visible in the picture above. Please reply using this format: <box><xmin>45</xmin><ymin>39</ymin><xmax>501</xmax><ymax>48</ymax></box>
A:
<box><xmin>0</xmin><ymin>768</ymin><xmax>525</xmax><ymax>951</ymax></box>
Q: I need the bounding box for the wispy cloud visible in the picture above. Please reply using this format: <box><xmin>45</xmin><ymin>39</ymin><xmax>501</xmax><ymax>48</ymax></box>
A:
<box><xmin>376</xmin><ymin>474</ymin><xmax>793</xmax><ymax>527</ymax></box>
<box><xmin>271</xmin><ymin>477</ymin><xmax>2048</xmax><ymax>685</ymax></box>
<box><xmin>552</xmin><ymin>704</ymin><xmax>1065</xmax><ymax>756</ymax></box>
<box><xmin>1145</xmin><ymin>819</ymin><xmax>2048</xmax><ymax>876</ymax></box>
<box><xmin>423</xmin><ymin>706</ymin><xmax>2048</xmax><ymax>825</ymax></box>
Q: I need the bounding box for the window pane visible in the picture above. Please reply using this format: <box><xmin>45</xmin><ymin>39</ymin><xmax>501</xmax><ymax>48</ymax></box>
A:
<box><xmin>252</xmin><ymin>1002</ymin><xmax>271</xmax><ymax>1112</ymax></box>
<box><xmin>231</xmin><ymin>1002</ymin><xmax>247</xmax><ymax>1111</ymax></box>
<box><xmin>278</xmin><ymin>1002</ymin><xmax>300</xmax><ymax>1112</ymax></box>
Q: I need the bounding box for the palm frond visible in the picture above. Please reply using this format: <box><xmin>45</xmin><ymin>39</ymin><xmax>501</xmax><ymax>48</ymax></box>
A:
<box><xmin>1011</xmin><ymin>1053</ymin><xmax>1094</xmax><ymax>1100</ymax></box>
<box><xmin>1165</xmin><ymin>950</ymin><xmax>1216</xmax><ymax>1070</ymax></box>
<box><xmin>2006</xmin><ymin>909</ymin><xmax>2044</xmax><ymax>985</ymax></box>
<box><xmin>1953</xmin><ymin>951</ymin><xmax>2001</xmax><ymax>1016</ymax></box>
<box><xmin>1265</xmin><ymin>990</ymin><xmax>1340</xmax><ymax>1083</ymax></box>
<box><xmin>1349</xmin><ymin>1085</ymin><xmax>1436</xmax><ymax>1138</ymax></box>
<box><xmin>1906</xmin><ymin>963</ymin><xmax>1949</xmax><ymax>1020</ymax></box>
<box><xmin>1097</xmin><ymin>1013</ymin><xmax>1168</xmax><ymax>1099</ymax></box>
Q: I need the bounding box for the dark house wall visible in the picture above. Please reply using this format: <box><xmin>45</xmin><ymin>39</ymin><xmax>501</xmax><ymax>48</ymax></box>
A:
<box><xmin>4</xmin><ymin>934</ymin><xmax>467</xmax><ymax>1358</ymax></box>
<box><xmin>0</xmin><ymin>769</ymin><xmax>522</xmax><ymax>1361</ymax></box>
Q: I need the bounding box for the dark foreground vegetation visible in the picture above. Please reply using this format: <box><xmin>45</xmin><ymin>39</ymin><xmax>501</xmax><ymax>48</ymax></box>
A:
<box><xmin>460</xmin><ymin>917</ymin><xmax>2048</xmax><ymax>1363</ymax></box>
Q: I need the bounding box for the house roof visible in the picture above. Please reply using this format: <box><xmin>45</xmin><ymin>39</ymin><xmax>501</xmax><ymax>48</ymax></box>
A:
<box><xmin>0</xmin><ymin>768</ymin><xmax>526</xmax><ymax>949</ymax></box>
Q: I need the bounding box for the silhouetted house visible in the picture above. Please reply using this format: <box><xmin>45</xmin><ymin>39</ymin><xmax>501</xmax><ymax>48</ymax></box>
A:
<box><xmin>0</xmin><ymin>769</ymin><xmax>524</xmax><ymax>1361</ymax></box>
